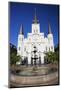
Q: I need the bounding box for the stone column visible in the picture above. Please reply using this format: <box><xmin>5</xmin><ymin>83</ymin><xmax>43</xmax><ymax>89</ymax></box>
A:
<box><xmin>31</xmin><ymin>57</ymin><xmax>33</xmax><ymax>66</ymax></box>
<box><xmin>41</xmin><ymin>53</ymin><xmax>44</xmax><ymax>64</ymax></box>
<box><xmin>28</xmin><ymin>53</ymin><xmax>31</xmax><ymax>65</ymax></box>
<box><xmin>39</xmin><ymin>57</ymin><xmax>41</xmax><ymax>65</ymax></box>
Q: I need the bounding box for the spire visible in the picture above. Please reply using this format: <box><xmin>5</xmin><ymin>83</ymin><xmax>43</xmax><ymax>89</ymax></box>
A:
<box><xmin>20</xmin><ymin>24</ymin><xmax>24</xmax><ymax>35</ymax></box>
<box><xmin>48</xmin><ymin>22</ymin><xmax>52</xmax><ymax>34</ymax></box>
<box><xmin>33</xmin><ymin>8</ymin><xmax>39</xmax><ymax>23</ymax></box>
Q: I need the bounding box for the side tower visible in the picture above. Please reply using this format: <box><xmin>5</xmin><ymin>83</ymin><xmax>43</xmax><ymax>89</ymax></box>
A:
<box><xmin>17</xmin><ymin>24</ymin><xmax>24</xmax><ymax>59</ymax></box>
<box><xmin>47</xmin><ymin>23</ymin><xmax>54</xmax><ymax>52</ymax></box>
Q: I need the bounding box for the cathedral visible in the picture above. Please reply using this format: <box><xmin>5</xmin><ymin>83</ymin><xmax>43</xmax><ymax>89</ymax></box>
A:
<box><xmin>17</xmin><ymin>10</ymin><xmax>54</xmax><ymax>65</ymax></box>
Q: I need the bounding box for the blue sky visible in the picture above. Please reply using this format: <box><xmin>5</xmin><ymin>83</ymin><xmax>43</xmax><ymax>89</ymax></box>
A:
<box><xmin>9</xmin><ymin>2</ymin><xmax>59</xmax><ymax>47</ymax></box>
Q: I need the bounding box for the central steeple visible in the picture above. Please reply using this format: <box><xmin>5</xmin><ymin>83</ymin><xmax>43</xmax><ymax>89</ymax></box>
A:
<box><xmin>33</xmin><ymin>8</ymin><xmax>39</xmax><ymax>23</ymax></box>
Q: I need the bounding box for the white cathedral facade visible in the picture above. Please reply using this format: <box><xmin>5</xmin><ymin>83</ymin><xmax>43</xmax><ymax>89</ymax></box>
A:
<box><xmin>17</xmin><ymin>10</ymin><xmax>54</xmax><ymax>65</ymax></box>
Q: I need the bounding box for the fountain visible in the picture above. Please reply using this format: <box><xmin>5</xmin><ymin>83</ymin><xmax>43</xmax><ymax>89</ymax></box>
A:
<box><xmin>11</xmin><ymin>46</ymin><xmax>58</xmax><ymax>76</ymax></box>
<box><xmin>10</xmin><ymin>46</ymin><xmax>58</xmax><ymax>87</ymax></box>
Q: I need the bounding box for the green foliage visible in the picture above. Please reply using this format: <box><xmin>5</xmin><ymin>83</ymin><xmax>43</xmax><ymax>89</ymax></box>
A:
<box><xmin>10</xmin><ymin>53</ymin><xmax>21</xmax><ymax>65</ymax></box>
<box><xmin>45</xmin><ymin>51</ymin><xmax>59</xmax><ymax>64</ymax></box>
<box><xmin>10</xmin><ymin>43</ymin><xmax>22</xmax><ymax>65</ymax></box>
<box><xmin>10</xmin><ymin>43</ymin><xmax>17</xmax><ymax>54</ymax></box>
<box><xmin>55</xmin><ymin>44</ymin><xmax>59</xmax><ymax>52</ymax></box>
<box><xmin>45</xmin><ymin>44</ymin><xmax>59</xmax><ymax>64</ymax></box>
<box><xmin>54</xmin><ymin>44</ymin><xmax>59</xmax><ymax>64</ymax></box>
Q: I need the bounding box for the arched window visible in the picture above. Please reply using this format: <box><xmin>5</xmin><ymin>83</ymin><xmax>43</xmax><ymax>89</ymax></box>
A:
<box><xmin>24</xmin><ymin>47</ymin><xmax>26</xmax><ymax>51</ymax></box>
<box><xmin>49</xmin><ymin>47</ymin><xmax>50</xmax><ymax>51</ymax></box>
<box><xmin>51</xmin><ymin>46</ymin><xmax>53</xmax><ymax>50</ymax></box>
<box><xmin>34</xmin><ymin>29</ymin><xmax>35</xmax><ymax>33</ymax></box>
<box><xmin>36</xmin><ymin>29</ymin><xmax>38</xmax><ymax>33</ymax></box>
<box><xmin>46</xmin><ymin>47</ymin><xmax>47</xmax><ymax>51</ymax></box>
<box><xmin>19</xmin><ymin>47</ymin><xmax>20</xmax><ymax>50</ymax></box>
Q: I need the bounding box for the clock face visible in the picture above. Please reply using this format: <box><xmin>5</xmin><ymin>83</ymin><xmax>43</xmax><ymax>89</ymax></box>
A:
<box><xmin>20</xmin><ymin>37</ymin><xmax>23</xmax><ymax>41</ymax></box>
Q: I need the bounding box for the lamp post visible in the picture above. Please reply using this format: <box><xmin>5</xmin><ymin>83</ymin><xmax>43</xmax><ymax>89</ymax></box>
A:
<box><xmin>32</xmin><ymin>46</ymin><xmax>38</xmax><ymax>66</ymax></box>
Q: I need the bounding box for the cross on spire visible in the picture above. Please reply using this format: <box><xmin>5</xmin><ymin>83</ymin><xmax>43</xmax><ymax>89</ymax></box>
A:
<box><xmin>35</xmin><ymin>8</ymin><xmax>37</xmax><ymax>21</ymax></box>
<box><xmin>33</xmin><ymin>8</ymin><xmax>39</xmax><ymax>23</ymax></box>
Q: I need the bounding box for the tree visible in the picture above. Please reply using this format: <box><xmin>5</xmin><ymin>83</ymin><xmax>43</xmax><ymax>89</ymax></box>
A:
<box><xmin>45</xmin><ymin>52</ymin><xmax>52</xmax><ymax>63</ymax></box>
<box><xmin>54</xmin><ymin>44</ymin><xmax>59</xmax><ymax>64</ymax></box>
<box><xmin>53</xmin><ymin>51</ymin><xmax>59</xmax><ymax>64</ymax></box>
<box><xmin>45</xmin><ymin>51</ymin><xmax>59</xmax><ymax>64</ymax></box>
<box><xmin>10</xmin><ymin>43</ymin><xmax>17</xmax><ymax>54</ymax></box>
<box><xmin>10</xmin><ymin>43</ymin><xmax>22</xmax><ymax>65</ymax></box>
<box><xmin>10</xmin><ymin>53</ymin><xmax>21</xmax><ymax>65</ymax></box>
